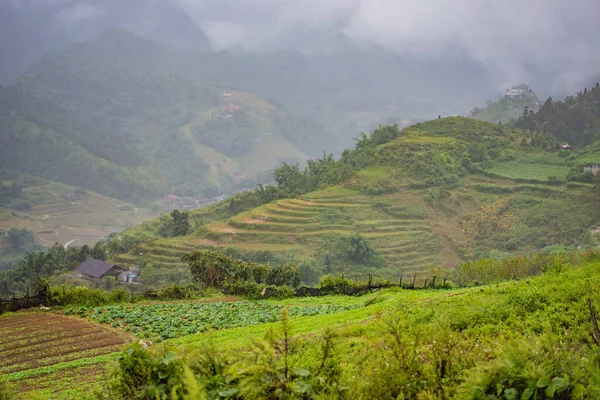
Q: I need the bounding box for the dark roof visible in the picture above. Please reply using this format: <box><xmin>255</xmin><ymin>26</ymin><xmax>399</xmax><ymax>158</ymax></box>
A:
<box><xmin>77</xmin><ymin>259</ymin><xmax>124</xmax><ymax>278</ymax></box>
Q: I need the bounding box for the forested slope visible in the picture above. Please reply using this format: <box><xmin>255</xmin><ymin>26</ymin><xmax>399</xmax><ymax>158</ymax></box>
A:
<box><xmin>0</xmin><ymin>86</ymin><xmax>166</xmax><ymax>203</ymax></box>
<box><xmin>515</xmin><ymin>83</ymin><xmax>600</xmax><ymax>146</ymax></box>
<box><xmin>16</xmin><ymin>29</ymin><xmax>331</xmax><ymax>196</ymax></box>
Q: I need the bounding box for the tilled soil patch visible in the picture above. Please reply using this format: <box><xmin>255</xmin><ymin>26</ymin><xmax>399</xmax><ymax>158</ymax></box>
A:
<box><xmin>0</xmin><ymin>313</ymin><xmax>127</xmax><ymax>374</ymax></box>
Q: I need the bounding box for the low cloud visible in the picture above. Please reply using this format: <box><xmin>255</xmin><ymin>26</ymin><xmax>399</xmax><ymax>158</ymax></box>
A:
<box><xmin>54</xmin><ymin>2</ymin><xmax>105</xmax><ymax>24</ymax></box>
<box><xmin>179</xmin><ymin>0</ymin><xmax>600</xmax><ymax>93</ymax></box>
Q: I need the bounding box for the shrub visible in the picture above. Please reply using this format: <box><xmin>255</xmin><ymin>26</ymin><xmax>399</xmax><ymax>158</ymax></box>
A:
<box><xmin>459</xmin><ymin>336</ymin><xmax>589</xmax><ymax>399</ymax></box>
<box><xmin>183</xmin><ymin>251</ymin><xmax>300</xmax><ymax>289</ymax></box>
<box><xmin>48</xmin><ymin>285</ymin><xmax>129</xmax><ymax>307</ymax></box>
<box><xmin>319</xmin><ymin>274</ymin><xmax>356</xmax><ymax>294</ymax></box>
<box><xmin>0</xmin><ymin>378</ymin><xmax>17</xmax><ymax>400</ymax></box>
<box><xmin>453</xmin><ymin>252</ymin><xmax>593</xmax><ymax>287</ymax></box>
<box><xmin>223</xmin><ymin>280</ymin><xmax>295</xmax><ymax>300</ymax></box>
<box><xmin>108</xmin><ymin>344</ymin><xmax>194</xmax><ymax>399</ymax></box>
<box><xmin>107</xmin><ymin>310</ymin><xmax>345</xmax><ymax>399</ymax></box>
<box><xmin>159</xmin><ymin>283</ymin><xmax>191</xmax><ymax>300</ymax></box>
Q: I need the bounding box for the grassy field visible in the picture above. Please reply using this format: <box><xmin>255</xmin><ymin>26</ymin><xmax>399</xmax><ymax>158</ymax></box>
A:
<box><xmin>486</xmin><ymin>153</ymin><xmax>572</xmax><ymax>181</ymax></box>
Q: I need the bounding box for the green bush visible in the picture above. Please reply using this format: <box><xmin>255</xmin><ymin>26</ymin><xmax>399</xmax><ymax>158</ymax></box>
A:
<box><xmin>48</xmin><ymin>285</ymin><xmax>129</xmax><ymax>307</ymax></box>
<box><xmin>224</xmin><ymin>280</ymin><xmax>295</xmax><ymax>300</ymax></box>
<box><xmin>158</xmin><ymin>283</ymin><xmax>192</xmax><ymax>300</ymax></box>
<box><xmin>459</xmin><ymin>336</ymin><xmax>589</xmax><ymax>399</ymax></box>
<box><xmin>107</xmin><ymin>310</ymin><xmax>345</xmax><ymax>399</ymax></box>
<box><xmin>108</xmin><ymin>344</ymin><xmax>195</xmax><ymax>400</ymax></box>
<box><xmin>0</xmin><ymin>378</ymin><xmax>17</xmax><ymax>400</ymax></box>
<box><xmin>183</xmin><ymin>250</ymin><xmax>300</xmax><ymax>289</ymax></box>
<box><xmin>319</xmin><ymin>274</ymin><xmax>356</xmax><ymax>293</ymax></box>
<box><xmin>453</xmin><ymin>253</ymin><xmax>591</xmax><ymax>287</ymax></box>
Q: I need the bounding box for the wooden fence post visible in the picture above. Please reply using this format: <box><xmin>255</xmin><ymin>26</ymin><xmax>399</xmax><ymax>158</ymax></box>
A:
<box><xmin>424</xmin><ymin>278</ymin><xmax>428</xmax><ymax>289</ymax></box>
<box><xmin>368</xmin><ymin>274</ymin><xmax>372</xmax><ymax>288</ymax></box>
<box><xmin>589</xmin><ymin>298</ymin><xmax>600</xmax><ymax>345</ymax></box>
<box><xmin>399</xmin><ymin>275</ymin><xmax>403</xmax><ymax>288</ymax></box>
<box><xmin>431</xmin><ymin>276</ymin><xmax>437</xmax><ymax>289</ymax></box>
<box><xmin>412</xmin><ymin>274</ymin><xmax>417</xmax><ymax>289</ymax></box>
<box><xmin>443</xmin><ymin>277</ymin><xmax>447</xmax><ymax>286</ymax></box>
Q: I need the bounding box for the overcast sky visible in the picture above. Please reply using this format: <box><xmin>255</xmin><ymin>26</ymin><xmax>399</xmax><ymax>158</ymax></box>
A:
<box><xmin>177</xmin><ymin>0</ymin><xmax>600</xmax><ymax>93</ymax></box>
<box><xmin>4</xmin><ymin>0</ymin><xmax>600</xmax><ymax>93</ymax></box>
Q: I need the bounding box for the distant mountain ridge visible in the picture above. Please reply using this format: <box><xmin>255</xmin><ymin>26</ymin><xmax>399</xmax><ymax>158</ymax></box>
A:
<box><xmin>0</xmin><ymin>0</ymin><xmax>211</xmax><ymax>84</ymax></box>
<box><xmin>13</xmin><ymin>29</ymin><xmax>337</xmax><ymax>200</ymax></box>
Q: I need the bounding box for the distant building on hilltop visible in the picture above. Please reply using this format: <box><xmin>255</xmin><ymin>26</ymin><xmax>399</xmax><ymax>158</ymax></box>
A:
<box><xmin>584</xmin><ymin>163</ymin><xmax>600</xmax><ymax>176</ymax></box>
<box><xmin>505</xmin><ymin>84</ymin><xmax>535</xmax><ymax>99</ymax></box>
<box><xmin>561</xmin><ymin>144</ymin><xmax>574</xmax><ymax>150</ymax></box>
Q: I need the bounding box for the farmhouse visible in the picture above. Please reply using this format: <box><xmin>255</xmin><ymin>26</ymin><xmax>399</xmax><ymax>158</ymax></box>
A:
<box><xmin>76</xmin><ymin>259</ymin><xmax>126</xmax><ymax>281</ymax></box>
<box><xmin>505</xmin><ymin>84</ymin><xmax>532</xmax><ymax>99</ymax></box>
<box><xmin>584</xmin><ymin>163</ymin><xmax>600</xmax><ymax>176</ymax></box>
<box><xmin>561</xmin><ymin>144</ymin><xmax>574</xmax><ymax>150</ymax></box>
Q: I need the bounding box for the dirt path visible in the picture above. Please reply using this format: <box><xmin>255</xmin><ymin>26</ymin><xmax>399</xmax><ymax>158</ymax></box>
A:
<box><xmin>64</xmin><ymin>239</ymin><xmax>79</xmax><ymax>248</ymax></box>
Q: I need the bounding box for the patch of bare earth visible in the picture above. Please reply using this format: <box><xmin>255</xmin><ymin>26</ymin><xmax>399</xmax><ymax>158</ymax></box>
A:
<box><xmin>0</xmin><ymin>313</ymin><xmax>128</xmax><ymax>374</ymax></box>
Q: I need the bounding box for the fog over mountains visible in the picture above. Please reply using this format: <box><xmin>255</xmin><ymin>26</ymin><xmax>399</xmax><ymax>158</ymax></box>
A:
<box><xmin>2</xmin><ymin>0</ymin><xmax>599</xmax><ymax>97</ymax></box>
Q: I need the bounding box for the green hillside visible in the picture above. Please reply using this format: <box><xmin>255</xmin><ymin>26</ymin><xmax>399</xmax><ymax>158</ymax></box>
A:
<box><xmin>15</xmin><ymin>29</ymin><xmax>327</xmax><ymax>197</ymax></box>
<box><xmin>472</xmin><ymin>94</ymin><xmax>539</xmax><ymax>124</ymax></box>
<box><xmin>0</xmin><ymin>86</ymin><xmax>167</xmax><ymax>203</ymax></box>
<box><xmin>111</xmin><ymin>118</ymin><xmax>600</xmax><ymax>284</ymax></box>
<box><xmin>514</xmin><ymin>84</ymin><xmax>600</xmax><ymax>147</ymax></box>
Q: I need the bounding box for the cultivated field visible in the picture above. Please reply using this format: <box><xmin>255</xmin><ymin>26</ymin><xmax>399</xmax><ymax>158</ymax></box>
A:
<box><xmin>67</xmin><ymin>301</ymin><xmax>362</xmax><ymax>341</ymax></box>
<box><xmin>0</xmin><ymin>177</ymin><xmax>160</xmax><ymax>248</ymax></box>
<box><xmin>486</xmin><ymin>153</ymin><xmax>572</xmax><ymax>181</ymax></box>
<box><xmin>0</xmin><ymin>312</ymin><xmax>128</xmax><ymax>397</ymax></box>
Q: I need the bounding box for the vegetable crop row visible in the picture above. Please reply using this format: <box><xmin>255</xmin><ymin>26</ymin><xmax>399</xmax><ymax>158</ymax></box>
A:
<box><xmin>66</xmin><ymin>302</ymin><xmax>362</xmax><ymax>341</ymax></box>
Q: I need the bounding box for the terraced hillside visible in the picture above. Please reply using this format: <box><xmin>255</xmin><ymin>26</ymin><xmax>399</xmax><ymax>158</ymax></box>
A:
<box><xmin>114</xmin><ymin>185</ymin><xmax>444</xmax><ymax>278</ymax></box>
<box><xmin>113</xmin><ymin>118</ymin><xmax>600</xmax><ymax>282</ymax></box>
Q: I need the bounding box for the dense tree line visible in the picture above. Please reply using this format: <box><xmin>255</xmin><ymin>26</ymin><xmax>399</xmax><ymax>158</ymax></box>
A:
<box><xmin>0</xmin><ymin>242</ymin><xmax>105</xmax><ymax>295</ymax></box>
<box><xmin>216</xmin><ymin>125</ymin><xmax>401</xmax><ymax>216</ymax></box>
<box><xmin>514</xmin><ymin>83</ymin><xmax>600</xmax><ymax>146</ymax></box>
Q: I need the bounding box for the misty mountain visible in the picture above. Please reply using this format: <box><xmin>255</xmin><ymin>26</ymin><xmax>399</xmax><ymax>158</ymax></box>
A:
<box><xmin>0</xmin><ymin>0</ymin><xmax>211</xmax><ymax>84</ymax></box>
<box><xmin>15</xmin><ymin>29</ymin><xmax>338</xmax><ymax>198</ymax></box>
<box><xmin>0</xmin><ymin>86</ymin><xmax>168</xmax><ymax>202</ymax></box>
<box><xmin>182</xmin><ymin>0</ymin><xmax>600</xmax><ymax>96</ymax></box>
<box><xmin>185</xmin><ymin>39</ymin><xmax>492</xmax><ymax>113</ymax></box>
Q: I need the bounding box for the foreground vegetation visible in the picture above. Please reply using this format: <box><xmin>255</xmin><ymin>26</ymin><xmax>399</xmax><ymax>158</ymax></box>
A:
<box><xmin>3</xmin><ymin>252</ymin><xmax>600</xmax><ymax>399</ymax></box>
